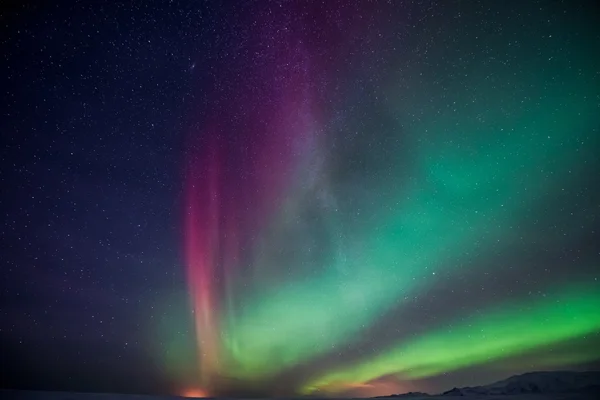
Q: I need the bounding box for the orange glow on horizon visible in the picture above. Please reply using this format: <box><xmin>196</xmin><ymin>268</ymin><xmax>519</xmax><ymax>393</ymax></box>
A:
<box><xmin>316</xmin><ymin>378</ymin><xmax>409</xmax><ymax>398</ymax></box>
<box><xmin>180</xmin><ymin>388</ymin><xmax>208</xmax><ymax>398</ymax></box>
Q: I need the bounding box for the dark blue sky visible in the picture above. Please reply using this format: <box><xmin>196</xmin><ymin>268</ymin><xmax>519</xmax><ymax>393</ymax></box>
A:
<box><xmin>0</xmin><ymin>1</ymin><xmax>221</xmax><ymax>394</ymax></box>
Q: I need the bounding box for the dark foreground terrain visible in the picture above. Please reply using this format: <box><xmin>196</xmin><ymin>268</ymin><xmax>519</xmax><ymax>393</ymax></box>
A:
<box><xmin>2</xmin><ymin>371</ymin><xmax>599</xmax><ymax>400</ymax></box>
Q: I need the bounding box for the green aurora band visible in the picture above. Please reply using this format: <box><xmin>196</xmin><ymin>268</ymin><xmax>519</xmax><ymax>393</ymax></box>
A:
<box><xmin>302</xmin><ymin>283</ymin><xmax>600</xmax><ymax>394</ymax></box>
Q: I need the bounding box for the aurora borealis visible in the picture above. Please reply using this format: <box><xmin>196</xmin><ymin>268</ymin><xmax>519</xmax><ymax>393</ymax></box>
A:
<box><xmin>2</xmin><ymin>0</ymin><xmax>599</xmax><ymax>398</ymax></box>
<box><xmin>175</xmin><ymin>0</ymin><xmax>600</xmax><ymax>397</ymax></box>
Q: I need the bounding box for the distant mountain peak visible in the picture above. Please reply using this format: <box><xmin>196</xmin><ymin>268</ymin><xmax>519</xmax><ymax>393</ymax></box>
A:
<box><xmin>375</xmin><ymin>370</ymin><xmax>600</xmax><ymax>398</ymax></box>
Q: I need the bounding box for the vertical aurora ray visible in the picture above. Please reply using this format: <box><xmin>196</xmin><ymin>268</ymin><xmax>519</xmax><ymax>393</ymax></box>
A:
<box><xmin>177</xmin><ymin>1</ymin><xmax>600</xmax><ymax>396</ymax></box>
<box><xmin>182</xmin><ymin>3</ymin><xmax>324</xmax><ymax>393</ymax></box>
<box><xmin>184</xmin><ymin>134</ymin><xmax>222</xmax><ymax>387</ymax></box>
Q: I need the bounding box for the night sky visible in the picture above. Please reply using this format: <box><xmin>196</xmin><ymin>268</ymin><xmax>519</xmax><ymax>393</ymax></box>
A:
<box><xmin>1</xmin><ymin>0</ymin><xmax>600</xmax><ymax>398</ymax></box>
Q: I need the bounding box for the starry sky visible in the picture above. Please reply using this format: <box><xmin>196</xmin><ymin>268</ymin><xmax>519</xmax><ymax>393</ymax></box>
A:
<box><xmin>1</xmin><ymin>0</ymin><xmax>600</xmax><ymax>398</ymax></box>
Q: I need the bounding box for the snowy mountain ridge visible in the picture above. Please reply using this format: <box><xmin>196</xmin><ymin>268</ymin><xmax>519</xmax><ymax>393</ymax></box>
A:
<box><xmin>377</xmin><ymin>371</ymin><xmax>600</xmax><ymax>397</ymax></box>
